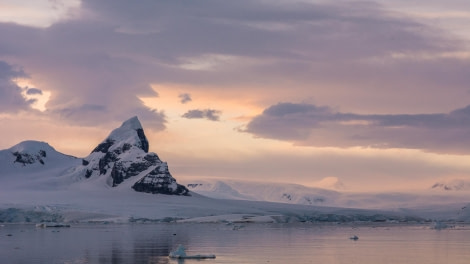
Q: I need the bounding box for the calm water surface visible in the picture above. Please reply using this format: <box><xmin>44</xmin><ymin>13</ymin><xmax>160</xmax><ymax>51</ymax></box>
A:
<box><xmin>1</xmin><ymin>223</ymin><xmax>469</xmax><ymax>264</ymax></box>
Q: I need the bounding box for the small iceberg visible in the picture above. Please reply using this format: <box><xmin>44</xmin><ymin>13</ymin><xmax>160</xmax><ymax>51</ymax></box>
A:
<box><xmin>430</xmin><ymin>221</ymin><xmax>449</xmax><ymax>230</ymax></box>
<box><xmin>35</xmin><ymin>223</ymin><xmax>71</xmax><ymax>228</ymax></box>
<box><xmin>349</xmin><ymin>235</ymin><xmax>359</xmax><ymax>241</ymax></box>
<box><xmin>169</xmin><ymin>245</ymin><xmax>216</xmax><ymax>259</ymax></box>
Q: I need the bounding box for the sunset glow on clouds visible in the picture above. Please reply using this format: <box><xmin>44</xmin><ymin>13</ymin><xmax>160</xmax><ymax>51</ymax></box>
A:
<box><xmin>1</xmin><ymin>0</ymin><xmax>470</xmax><ymax>191</ymax></box>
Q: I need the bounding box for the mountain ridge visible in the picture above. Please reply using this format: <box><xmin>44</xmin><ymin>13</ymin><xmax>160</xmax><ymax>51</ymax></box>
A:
<box><xmin>431</xmin><ymin>179</ymin><xmax>470</xmax><ymax>192</ymax></box>
<box><xmin>0</xmin><ymin>117</ymin><xmax>188</xmax><ymax>196</ymax></box>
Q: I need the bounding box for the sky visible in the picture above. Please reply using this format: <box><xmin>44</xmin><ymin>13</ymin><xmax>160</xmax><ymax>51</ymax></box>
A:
<box><xmin>1</xmin><ymin>0</ymin><xmax>470</xmax><ymax>192</ymax></box>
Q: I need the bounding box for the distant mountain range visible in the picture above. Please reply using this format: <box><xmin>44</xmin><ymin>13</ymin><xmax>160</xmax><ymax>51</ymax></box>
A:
<box><xmin>186</xmin><ymin>179</ymin><xmax>340</xmax><ymax>206</ymax></box>
<box><xmin>1</xmin><ymin>117</ymin><xmax>469</xmax><ymax>224</ymax></box>
<box><xmin>184</xmin><ymin>178</ymin><xmax>470</xmax><ymax>210</ymax></box>
<box><xmin>431</xmin><ymin>179</ymin><xmax>470</xmax><ymax>191</ymax></box>
<box><xmin>2</xmin><ymin>116</ymin><xmax>469</xmax><ymax>202</ymax></box>
<box><xmin>0</xmin><ymin>117</ymin><xmax>188</xmax><ymax>196</ymax></box>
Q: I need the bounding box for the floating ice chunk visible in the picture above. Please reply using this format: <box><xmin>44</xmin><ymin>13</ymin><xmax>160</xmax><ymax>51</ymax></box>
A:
<box><xmin>35</xmin><ymin>223</ymin><xmax>71</xmax><ymax>228</ymax></box>
<box><xmin>169</xmin><ymin>245</ymin><xmax>216</xmax><ymax>259</ymax></box>
<box><xmin>349</xmin><ymin>235</ymin><xmax>359</xmax><ymax>241</ymax></box>
<box><xmin>232</xmin><ymin>224</ymin><xmax>244</xmax><ymax>230</ymax></box>
<box><xmin>169</xmin><ymin>245</ymin><xmax>187</xmax><ymax>258</ymax></box>
<box><xmin>430</xmin><ymin>221</ymin><xmax>449</xmax><ymax>230</ymax></box>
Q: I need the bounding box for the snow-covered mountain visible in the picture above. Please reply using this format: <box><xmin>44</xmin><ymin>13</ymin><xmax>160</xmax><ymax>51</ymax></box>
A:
<box><xmin>67</xmin><ymin>116</ymin><xmax>188</xmax><ymax>195</ymax></box>
<box><xmin>0</xmin><ymin>117</ymin><xmax>188</xmax><ymax>196</ymax></box>
<box><xmin>431</xmin><ymin>179</ymin><xmax>470</xmax><ymax>192</ymax></box>
<box><xmin>184</xmin><ymin>178</ymin><xmax>470</xmax><ymax>210</ymax></box>
<box><xmin>185</xmin><ymin>179</ymin><xmax>340</xmax><ymax>206</ymax></box>
<box><xmin>0</xmin><ymin>140</ymin><xmax>77</xmax><ymax>170</ymax></box>
<box><xmin>0</xmin><ymin>141</ymin><xmax>80</xmax><ymax>190</ymax></box>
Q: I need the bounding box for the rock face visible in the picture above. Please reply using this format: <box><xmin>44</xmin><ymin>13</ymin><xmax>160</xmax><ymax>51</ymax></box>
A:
<box><xmin>132</xmin><ymin>162</ymin><xmax>190</xmax><ymax>195</ymax></box>
<box><xmin>78</xmin><ymin>116</ymin><xmax>189</xmax><ymax>195</ymax></box>
<box><xmin>13</xmin><ymin>149</ymin><xmax>47</xmax><ymax>166</ymax></box>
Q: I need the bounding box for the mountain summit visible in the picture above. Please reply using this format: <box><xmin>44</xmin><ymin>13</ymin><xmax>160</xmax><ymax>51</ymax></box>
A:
<box><xmin>8</xmin><ymin>141</ymin><xmax>71</xmax><ymax>166</ymax></box>
<box><xmin>0</xmin><ymin>140</ymin><xmax>77</xmax><ymax>171</ymax></box>
<box><xmin>76</xmin><ymin>116</ymin><xmax>189</xmax><ymax>195</ymax></box>
<box><xmin>93</xmin><ymin>116</ymin><xmax>149</xmax><ymax>153</ymax></box>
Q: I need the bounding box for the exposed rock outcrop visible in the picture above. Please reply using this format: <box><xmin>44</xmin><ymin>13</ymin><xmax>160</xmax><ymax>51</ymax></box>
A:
<box><xmin>132</xmin><ymin>162</ymin><xmax>189</xmax><ymax>195</ymax></box>
<box><xmin>13</xmin><ymin>150</ymin><xmax>46</xmax><ymax>165</ymax></box>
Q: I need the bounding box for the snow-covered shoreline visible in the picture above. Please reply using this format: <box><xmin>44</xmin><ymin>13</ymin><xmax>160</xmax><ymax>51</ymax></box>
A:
<box><xmin>1</xmin><ymin>189</ymin><xmax>468</xmax><ymax>224</ymax></box>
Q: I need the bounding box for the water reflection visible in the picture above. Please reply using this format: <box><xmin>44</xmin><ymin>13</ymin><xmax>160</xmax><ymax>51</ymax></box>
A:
<box><xmin>86</xmin><ymin>224</ymin><xmax>183</xmax><ymax>263</ymax></box>
<box><xmin>1</xmin><ymin>223</ymin><xmax>470</xmax><ymax>264</ymax></box>
<box><xmin>147</xmin><ymin>256</ymin><xmax>185</xmax><ymax>264</ymax></box>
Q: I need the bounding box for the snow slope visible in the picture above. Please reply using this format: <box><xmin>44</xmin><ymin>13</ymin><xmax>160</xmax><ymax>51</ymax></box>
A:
<box><xmin>185</xmin><ymin>179</ymin><xmax>341</xmax><ymax>206</ymax></box>
<box><xmin>1</xmin><ymin>182</ymin><xmax>455</xmax><ymax>224</ymax></box>
<box><xmin>184</xmin><ymin>178</ymin><xmax>470</xmax><ymax>210</ymax></box>
<box><xmin>1</xmin><ymin>166</ymin><xmax>468</xmax><ymax>224</ymax></box>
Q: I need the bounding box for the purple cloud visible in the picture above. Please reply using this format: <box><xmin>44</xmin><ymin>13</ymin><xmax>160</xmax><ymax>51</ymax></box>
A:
<box><xmin>178</xmin><ymin>93</ymin><xmax>192</xmax><ymax>104</ymax></box>
<box><xmin>26</xmin><ymin>88</ymin><xmax>43</xmax><ymax>95</ymax></box>
<box><xmin>182</xmin><ymin>109</ymin><xmax>221</xmax><ymax>121</ymax></box>
<box><xmin>245</xmin><ymin>102</ymin><xmax>470</xmax><ymax>154</ymax></box>
<box><xmin>0</xmin><ymin>61</ymin><xmax>34</xmax><ymax>112</ymax></box>
<box><xmin>0</xmin><ymin>0</ymin><xmax>469</xmax><ymax>129</ymax></box>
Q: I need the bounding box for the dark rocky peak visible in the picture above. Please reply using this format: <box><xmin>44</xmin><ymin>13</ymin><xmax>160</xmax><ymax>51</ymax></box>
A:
<box><xmin>78</xmin><ymin>116</ymin><xmax>189</xmax><ymax>196</ymax></box>
<box><xmin>91</xmin><ymin>116</ymin><xmax>149</xmax><ymax>154</ymax></box>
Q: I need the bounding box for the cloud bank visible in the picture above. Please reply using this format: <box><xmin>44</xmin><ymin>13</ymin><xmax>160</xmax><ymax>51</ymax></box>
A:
<box><xmin>0</xmin><ymin>0</ymin><xmax>469</xmax><ymax>155</ymax></box>
<box><xmin>245</xmin><ymin>102</ymin><xmax>470</xmax><ymax>154</ymax></box>
<box><xmin>0</xmin><ymin>61</ymin><xmax>35</xmax><ymax>112</ymax></box>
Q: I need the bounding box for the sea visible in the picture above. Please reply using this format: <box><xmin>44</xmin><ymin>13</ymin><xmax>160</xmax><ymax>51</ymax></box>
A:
<box><xmin>1</xmin><ymin>222</ymin><xmax>469</xmax><ymax>264</ymax></box>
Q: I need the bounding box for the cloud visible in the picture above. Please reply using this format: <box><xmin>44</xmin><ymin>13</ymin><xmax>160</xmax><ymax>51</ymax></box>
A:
<box><xmin>0</xmin><ymin>61</ymin><xmax>34</xmax><ymax>112</ymax></box>
<box><xmin>25</xmin><ymin>88</ymin><xmax>43</xmax><ymax>95</ymax></box>
<box><xmin>0</xmin><ymin>22</ymin><xmax>166</xmax><ymax>129</ymax></box>
<box><xmin>178</xmin><ymin>93</ymin><xmax>192</xmax><ymax>104</ymax></box>
<box><xmin>47</xmin><ymin>102</ymin><xmax>166</xmax><ymax>129</ymax></box>
<box><xmin>182</xmin><ymin>109</ymin><xmax>221</xmax><ymax>121</ymax></box>
<box><xmin>245</xmin><ymin>102</ymin><xmax>470</xmax><ymax>154</ymax></box>
<box><xmin>0</xmin><ymin>0</ymin><xmax>469</xmax><ymax>129</ymax></box>
<box><xmin>0</xmin><ymin>0</ymin><xmax>80</xmax><ymax>28</ymax></box>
